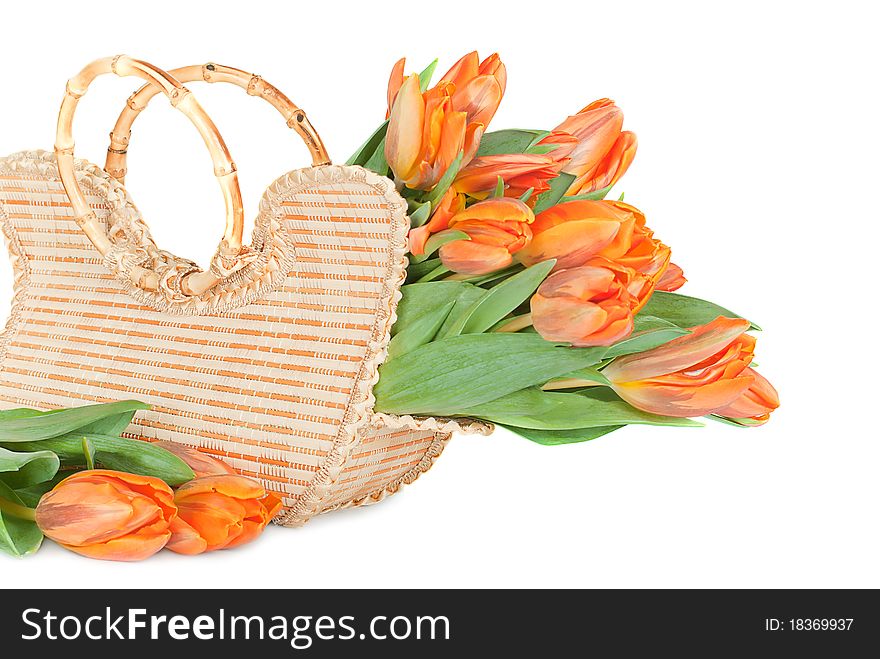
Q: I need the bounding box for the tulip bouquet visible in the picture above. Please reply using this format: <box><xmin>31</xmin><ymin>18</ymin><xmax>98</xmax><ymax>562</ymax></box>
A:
<box><xmin>357</xmin><ymin>51</ymin><xmax>779</xmax><ymax>441</ymax></box>
<box><xmin>0</xmin><ymin>401</ymin><xmax>280</xmax><ymax>559</ymax></box>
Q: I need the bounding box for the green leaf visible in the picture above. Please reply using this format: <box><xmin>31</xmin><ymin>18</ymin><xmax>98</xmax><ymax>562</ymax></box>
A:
<box><xmin>476</xmin><ymin>129</ymin><xmax>550</xmax><ymax>157</ymax></box>
<box><xmin>460</xmin><ymin>387</ymin><xmax>703</xmax><ymax>430</ymax></box>
<box><xmin>409</xmin><ymin>229</ymin><xmax>469</xmax><ymax>264</ymax></box>
<box><xmin>603</xmin><ymin>315</ymin><xmax>689</xmax><ymax>359</ymax></box>
<box><xmin>442</xmin><ymin>260</ymin><xmax>555</xmax><ymax>337</ymax></box>
<box><xmin>542</xmin><ymin>366</ymin><xmax>611</xmax><ymax>389</ymax></box>
<box><xmin>0</xmin><ymin>408</ymin><xmax>51</xmax><ymax>422</ymax></box>
<box><xmin>0</xmin><ymin>447</ymin><xmax>60</xmax><ymax>489</ymax></box>
<box><xmin>533</xmin><ymin>172</ymin><xmax>577</xmax><ymax>214</ymax></box>
<box><xmin>405</xmin><ymin>257</ymin><xmax>443</xmax><ymax>284</ymax></box>
<box><xmin>346</xmin><ymin>121</ymin><xmax>389</xmax><ymax>166</ymax></box>
<box><xmin>1</xmin><ymin>434</ymin><xmax>195</xmax><ymax>487</ymax></box>
<box><xmin>0</xmin><ymin>481</ymin><xmax>42</xmax><ymax>558</ymax></box>
<box><xmin>560</xmin><ymin>184</ymin><xmax>614</xmax><ymax>202</ymax></box>
<box><xmin>408</xmin><ymin>202</ymin><xmax>432</xmax><ymax>229</ymax></box>
<box><xmin>363</xmin><ymin>137</ymin><xmax>389</xmax><ymax>176</ymax></box>
<box><xmin>640</xmin><ymin>291</ymin><xmax>759</xmax><ymax>331</ymax></box>
<box><xmin>386</xmin><ymin>302</ymin><xmax>455</xmax><ymax>361</ymax></box>
<box><xmin>519</xmin><ymin>187</ymin><xmax>535</xmax><ymax>203</ymax></box>
<box><xmin>525</xmin><ymin>143</ymin><xmax>564</xmax><ymax>156</ymax></box>
<box><xmin>415</xmin><ymin>264</ymin><xmax>451</xmax><ymax>282</ymax></box>
<box><xmin>374</xmin><ymin>333</ymin><xmax>607</xmax><ymax>416</ymax></box>
<box><xmin>493</xmin><ymin>176</ymin><xmax>505</xmax><ymax>198</ymax></box>
<box><xmin>419</xmin><ymin>59</ymin><xmax>439</xmax><ymax>91</ymax></box>
<box><xmin>0</xmin><ymin>401</ymin><xmax>150</xmax><ymax>443</ymax></box>
<box><xmin>81</xmin><ymin>437</ymin><xmax>96</xmax><ymax>470</ymax></box>
<box><xmin>78</xmin><ymin>409</ymin><xmax>138</xmax><ymax>437</ymax></box>
<box><xmin>424</xmin><ymin>151</ymin><xmax>464</xmax><ymax>206</ymax></box>
<box><xmin>394</xmin><ymin>281</ymin><xmax>485</xmax><ymax>334</ymax></box>
<box><xmin>503</xmin><ymin>424</ymin><xmax>623</xmax><ymax>445</ymax></box>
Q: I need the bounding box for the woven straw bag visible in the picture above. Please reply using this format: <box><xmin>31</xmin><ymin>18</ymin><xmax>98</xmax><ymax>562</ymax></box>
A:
<box><xmin>0</xmin><ymin>56</ymin><xmax>490</xmax><ymax>526</ymax></box>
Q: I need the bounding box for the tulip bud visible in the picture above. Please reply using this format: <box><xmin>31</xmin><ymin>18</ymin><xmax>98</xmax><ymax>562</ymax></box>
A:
<box><xmin>35</xmin><ymin>470</ymin><xmax>176</xmax><ymax>561</ymax></box>
<box><xmin>531</xmin><ymin>265</ymin><xmax>635</xmax><ymax>347</ymax></box>
<box><xmin>543</xmin><ymin>99</ymin><xmax>637</xmax><ymax>195</ymax></box>
<box><xmin>166</xmin><ymin>475</ymin><xmax>283</xmax><ymax>555</ymax></box>
<box><xmin>153</xmin><ymin>441</ymin><xmax>236</xmax><ymax>478</ymax></box>
<box><xmin>442</xmin><ymin>51</ymin><xmax>507</xmax><ymax>127</ymax></box>
<box><xmin>602</xmin><ymin>317</ymin><xmax>778</xmax><ymax>419</ymax></box>
<box><xmin>439</xmin><ymin>198</ymin><xmax>534</xmax><ymax>275</ymax></box>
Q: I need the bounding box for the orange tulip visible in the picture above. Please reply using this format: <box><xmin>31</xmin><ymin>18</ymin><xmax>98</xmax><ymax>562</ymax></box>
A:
<box><xmin>166</xmin><ymin>475</ymin><xmax>283</xmax><ymax>555</ymax></box>
<box><xmin>387</xmin><ymin>53</ymin><xmax>506</xmax><ymax>127</ymax></box>
<box><xmin>531</xmin><ymin>264</ymin><xmax>635</xmax><ymax>347</ymax></box>
<box><xmin>154</xmin><ymin>441</ymin><xmax>236</xmax><ymax>478</ymax></box>
<box><xmin>385</xmin><ymin>52</ymin><xmax>506</xmax><ymax>192</ymax></box>
<box><xmin>517</xmin><ymin>199</ymin><xmax>671</xmax><ymax>297</ymax></box>
<box><xmin>439</xmin><ymin>51</ymin><xmax>507</xmax><ymax>127</ymax></box>
<box><xmin>408</xmin><ymin>187</ymin><xmax>466</xmax><ymax>255</ymax></box>
<box><xmin>35</xmin><ymin>470</ymin><xmax>176</xmax><ymax>561</ymax></box>
<box><xmin>454</xmin><ymin>147</ymin><xmax>572</xmax><ymax>201</ymax></box>
<box><xmin>713</xmin><ymin>368</ymin><xmax>779</xmax><ymax>425</ymax></box>
<box><xmin>439</xmin><ymin>198</ymin><xmax>534</xmax><ymax>275</ymax></box>
<box><xmin>540</xmin><ymin>99</ymin><xmax>637</xmax><ymax>196</ymax></box>
<box><xmin>516</xmin><ymin>200</ymin><xmax>624</xmax><ymax>270</ymax></box>
<box><xmin>385</xmin><ymin>74</ymin><xmax>483</xmax><ymax>191</ymax></box>
<box><xmin>657</xmin><ymin>262</ymin><xmax>687</xmax><ymax>292</ymax></box>
<box><xmin>602</xmin><ymin>317</ymin><xmax>776</xmax><ymax>419</ymax></box>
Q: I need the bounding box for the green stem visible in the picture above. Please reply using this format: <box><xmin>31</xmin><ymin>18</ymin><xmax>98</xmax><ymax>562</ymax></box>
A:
<box><xmin>0</xmin><ymin>496</ymin><xmax>36</xmax><ymax>522</ymax></box>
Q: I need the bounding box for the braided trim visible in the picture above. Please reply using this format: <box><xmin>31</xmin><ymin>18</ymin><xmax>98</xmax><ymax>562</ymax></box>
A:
<box><xmin>0</xmin><ymin>151</ymin><xmax>296</xmax><ymax>315</ymax></box>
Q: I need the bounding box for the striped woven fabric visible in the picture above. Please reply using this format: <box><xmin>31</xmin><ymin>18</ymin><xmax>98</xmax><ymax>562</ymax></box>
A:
<box><xmin>0</xmin><ymin>150</ymin><xmax>486</xmax><ymax>526</ymax></box>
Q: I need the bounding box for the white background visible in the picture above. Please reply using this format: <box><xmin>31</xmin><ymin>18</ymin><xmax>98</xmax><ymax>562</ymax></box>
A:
<box><xmin>1</xmin><ymin>0</ymin><xmax>877</xmax><ymax>588</ymax></box>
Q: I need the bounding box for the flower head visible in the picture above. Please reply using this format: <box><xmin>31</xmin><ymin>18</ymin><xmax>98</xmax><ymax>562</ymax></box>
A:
<box><xmin>35</xmin><ymin>470</ymin><xmax>176</xmax><ymax>561</ymax></box>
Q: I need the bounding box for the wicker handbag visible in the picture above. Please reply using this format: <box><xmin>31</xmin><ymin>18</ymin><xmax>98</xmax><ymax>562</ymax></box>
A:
<box><xmin>0</xmin><ymin>56</ymin><xmax>489</xmax><ymax>526</ymax></box>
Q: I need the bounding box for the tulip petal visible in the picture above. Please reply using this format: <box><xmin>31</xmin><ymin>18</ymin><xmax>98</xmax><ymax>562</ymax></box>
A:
<box><xmin>439</xmin><ymin>240</ymin><xmax>513</xmax><ymax>275</ymax></box>
<box><xmin>166</xmin><ymin>516</ymin><xmax>209</xmax><ymax>555</ymax></box>
<box><xmin>657</xmin><ymin>263</ymin><xmax>687</xmax><ymax>291</ymax></box>
<box><xmin>175</xmin><ymin>474</ymin><xmax>266</xmax><ymax>500</ymax></box>
<box><xmin>603</xmin><ymin>317</ymin><xmax>752</xmax><ymax>382</ymax></box>
<box><xmin>517</xmin><ymin>219</ymin><xmax>620</xmax><ymax>269</ymax></box>
<box><xmin>154</xmin><ymin>441</ymin><xmax>236</xmax><ymax>478</ymax></box>
<box><xmin>612</xmin><ymin>374</ymin><xmax>754</xmax><ymax>418</ymax></box>
<box><xmin>440</xmin><ymin>51</ymin><xmax>480</xmax><ymax>88</ymax></box>
<box><xmin>385</xmin><ymin>74</ymin><xmax>425</xmax><ymax>182</ymax></box>
<box><xmin>713</xmin><ymin>368</ymin><xmax>779</xmax><ymax>421</ymax></box>
<box><xmin>386</xmin><ymin>57</ymin><xmax>406</xmax><ymax>118</ymax></box>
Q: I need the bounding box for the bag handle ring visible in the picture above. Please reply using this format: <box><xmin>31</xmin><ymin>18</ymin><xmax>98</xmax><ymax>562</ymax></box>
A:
<box><xmin>105</xmin><ymin>62</ymin><xmax>331</xmax><ymax>183</ymax></box>
<box><xmin>55</xmin><ymin>55</ymin><xmax>246</xmax><ymax>297</ymax></box>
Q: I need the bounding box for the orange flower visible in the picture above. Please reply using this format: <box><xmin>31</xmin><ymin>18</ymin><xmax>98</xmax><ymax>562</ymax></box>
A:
<box><xmin>440</xmin><ymin>51</ymin><xmax>507</xmax><ymax>127</ymax></box>
<box><xmin>408</xmin><ymin>187</ymin><xmax>466</xmax><ymax>255</ymax></box>
<box><xmin>657</xmin><ymin>262</ymin><xmax>686</xmax><ymax>292</ymax></box>
<box><xmin>540</xmin><ymin>99</ymin><xmax>637</xmax><ymax>195</ymax></box>
<box><xmin>385</xmin><ymin>74</ymin><xmax>482</xmax><ymax>191</ymax></box>
<box><xmin>713</xmin><ymin>369</ymin><xmax>779</xmax><ymax>425</ymax></box>
<box><xmin>516</xmin><ymin>200</ymin><xmax>624</xmax><ymax>270</ymax></box>
<box><xmin>602</xmin><ymin>317</ymin><xmax>777</xmax><ymax>419</ymax></box>
<box><xmin>154</xmin><ymin>441</ymin><xmax>236</xmax><ymax>478</ymax></box>
<box><xmin>166</xmin><ymin>475</ymin><xmax>282</xmax><ymax>555</ymax></box>
<box><xmin>35</xmin><ymin>470</ymin><xmax>176</xmax><ymax>561</ymax></box>
<box><xmin>517</xmin><ymin>199</ymin><xmax>671</xmax><ymax>294</ymax></box>
<box><xmin>385</xmin><ymin>52</ymin><xmax>506</xmax><ymax>192</ymax></box>
<box><xmin>454</xmin><ymin>150</ymin><xmax>571</xmax><ymax>201</ymax></box>
<box><xmin>439</xmin><ymin>198</ymin><xmax>534</xmax><ymax>275</ymax></box>
<box><xmin>531</xmin><ymin>264</ymin><xmax>635</xmax><ymax>347</ymax></box>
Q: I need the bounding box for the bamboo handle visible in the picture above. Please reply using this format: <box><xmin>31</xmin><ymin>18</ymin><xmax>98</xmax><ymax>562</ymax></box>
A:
<box><xmin>55</xmin><ymin>55</ymin><xmax>245</xmax><ymax>296</ymax></box>
<box><xmin>106</xmin><ymin>63</ymin><xmax>330</xmax><ymax>182</ymax></box>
